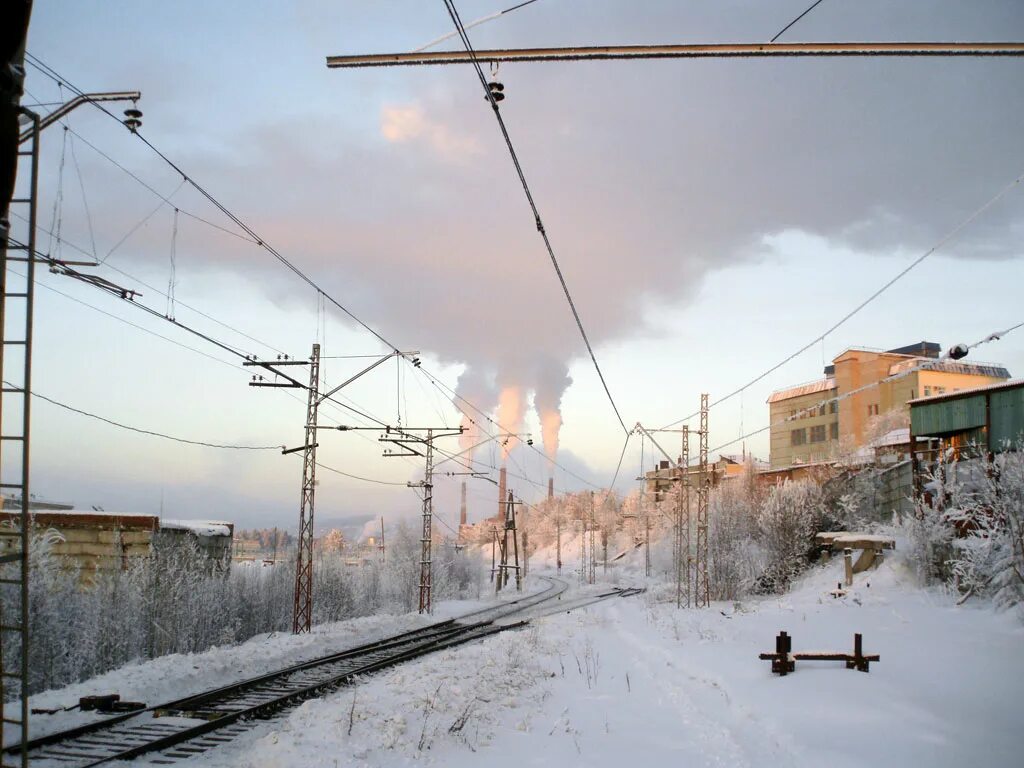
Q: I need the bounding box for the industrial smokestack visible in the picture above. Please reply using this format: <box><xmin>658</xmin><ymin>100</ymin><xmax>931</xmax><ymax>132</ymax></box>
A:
<box><xmin>498</xmin><ymin>466</ymin><xmax>507</xmax><ymax>523</ymax></box>
<box><xmin>548</xmin><ymin>477</ymin><xmax>554</xmax><ymax>499</ymax></box>
<box><xmin>460</xmin><ymin>482</ymin><xmax>467</xmax><ymax>527</ymax></box>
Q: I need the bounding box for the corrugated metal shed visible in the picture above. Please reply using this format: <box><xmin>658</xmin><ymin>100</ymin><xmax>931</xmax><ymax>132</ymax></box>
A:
<box><xmin>991</xmin><ymin>385</ymin><xmax>1024</xmax><ymax>449</ymax></box>
<box><xmin>911</xmin><ymin>379</ymin><xmax>1024</xmax><ymax>452</ymax></box>
<box><xmin>911</xmin><ymin>394</ymin><xmax>986</xmax><ymax>436</ymax></box>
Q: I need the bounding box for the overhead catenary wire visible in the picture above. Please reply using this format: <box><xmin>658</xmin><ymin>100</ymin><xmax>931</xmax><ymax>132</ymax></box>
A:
<box><xmin>770</xmin><ymin>0</ymin><xmax>828</xmax><ymax>43</ymax></box>
<box><xmin>26</xmin><ymin>52</ymin><xmax>620</xmax><ymax>490</ymax></box>
<box><xmin>440</xmin><ymin>0</ymin><xmax>629</xmax><ymax>436</ymax></box>
<box><xmin>18</xmin><ymin>385</ymin><xmax>285</xmax><ymax>451</ymax></box>
<box><xmin>414</xmin><ymin>0</ymin><xmax>544</xmax><ymax>51</ymax></box>
<box><xmin>9</xmin><ymin>207</ymin><xmax>288</xmax><ymax>358</ymax></box>
<box><xmin>659</xmin><ymin>167</ymin><xmax>1024</xmax><ymax>430</ymax></box>
<box><xmin>62</xmin><ymin>125</ymin><xmax>260</xmax><ymax>245</ymax></box>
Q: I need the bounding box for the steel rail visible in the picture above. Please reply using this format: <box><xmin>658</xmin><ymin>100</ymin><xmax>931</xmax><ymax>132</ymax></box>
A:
<box><xmin>7</xmin><ymin>577</ymin><xmax>588</xmax><ymax>766</ymax></box>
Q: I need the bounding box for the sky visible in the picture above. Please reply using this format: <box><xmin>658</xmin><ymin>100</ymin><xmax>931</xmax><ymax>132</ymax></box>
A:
<box><xmin>14</xmin><ymin>0</ymin><xmax>1024</xmax><ymax>536</ymax></box>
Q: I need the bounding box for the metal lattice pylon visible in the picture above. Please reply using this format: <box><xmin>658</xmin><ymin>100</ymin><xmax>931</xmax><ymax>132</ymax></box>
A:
<box><xmin>418</xmin><ymin>428</ymin><xmax>434</xmax><ymax>613</ymax></box>
<box><xmin>496</xmin><ymin>491</ymin><xmax>521</xmax><ymax>592</ymax></box>
<box><xmin>293</xmin><ymin>343</ymin><xmax>321</xmax><ymax>633</ymax></box>
<box><xmin>1</xmin><ymin>107</ymin><xmax>39</xmax><ymax>768</ymax></box>
<box><xmin>694</xmin><ymin>394</ymin><xmax>711</xmax><ymax>607</ymax></box>
<box><xmin>588</xmin><ymin>492</ymin><xmax>597</xmax><ymax>584</ymax></box>
<box><xmin>676</xmin><ymin>425</ymin><xmax>691</xmax><ymax>608</ymax></box>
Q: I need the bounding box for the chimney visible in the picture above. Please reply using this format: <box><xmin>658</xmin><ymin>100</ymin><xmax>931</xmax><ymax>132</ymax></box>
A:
<box><xmin>548</xmin><ymin>477</ymin><xmax>554</xmax><ymax>499</ymax></box>
<box><xmin>498</xmin><ymin>466</ymin><xmax>507</xmax><ymax>524</ymax></box>
<box><xmin>460</xmin><ymin>481</ymin><xmax>467</xmax><ymax>527</ymax></box>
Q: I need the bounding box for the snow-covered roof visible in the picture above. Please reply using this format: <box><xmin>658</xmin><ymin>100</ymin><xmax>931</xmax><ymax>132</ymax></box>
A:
<box><xmin>888</xmin><ymin>359</ymin><xmax>1010</xmax><ymax>379</ymax></box>
<box><xmin>160</xmin><ymin>519</ymin><xmax>233</xmax><ymax>537</ymax></box>
<box><xmin>767</xmin><ymin>377</ymin><xmax>836</xmax><ymax>404</ymax></box>
<box><xmin>55</xmin><ymin>509</ymin><xmax>156</xmax><ymax>518</ymax></box>
<box><xmin>869</xmin><ymin>427</ymin><xmax>910</xmax><ymax>448</ymax></box>
<box><xmin>908</xmin><ymin>378</ymin><xmax>1023</xmax><ymax>406</ymax></box>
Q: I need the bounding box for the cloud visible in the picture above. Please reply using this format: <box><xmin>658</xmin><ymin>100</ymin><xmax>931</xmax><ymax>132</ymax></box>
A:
<box><xmin>42</xmin><ymin>1</ymin><xmax>1024</xmax><ymax>441</ymax></box>
<box><xmin>380</xmin><ymin>103</ymin><xmax>481</xmax><ymax>161</ymax></box>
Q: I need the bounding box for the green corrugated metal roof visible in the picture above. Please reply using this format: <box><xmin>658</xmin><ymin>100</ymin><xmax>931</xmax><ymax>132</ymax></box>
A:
<box><xmin>911</xmin><ymin>394</ymin><xmax>987</xmax><ymax>437</ymax></box>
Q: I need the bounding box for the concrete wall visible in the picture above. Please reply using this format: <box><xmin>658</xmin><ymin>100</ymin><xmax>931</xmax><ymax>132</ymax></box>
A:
<box><xmin>0</xmin><ymin>511</ymin><xmax>157</xmax><ymax>582</ymax></box>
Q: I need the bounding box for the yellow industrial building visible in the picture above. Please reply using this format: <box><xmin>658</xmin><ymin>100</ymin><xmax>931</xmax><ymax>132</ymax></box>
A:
<box><xmin>767</xmin><ymin>342</ymin><xmax>1010</xmax><ymax>469</ymax></box>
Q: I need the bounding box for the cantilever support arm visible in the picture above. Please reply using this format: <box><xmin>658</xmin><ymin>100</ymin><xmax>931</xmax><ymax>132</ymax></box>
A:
<box><xmin>316</xmin><ymin>350</ymin><xmax>417</xmax><ymax>405</ymax></box>
<box><xmin>19</xmin><ymin>91</ymin><xmax>141</xmax><ymax>144</ymax></box>
<box><xmin>634</xmin><ymin>423</ymin><xmax>681</xmax><ymax>469</ymax></box>
<box><xmin>327</xmin><ymin>42</ymin><xmax>1024</xmax><ymax>69</ymax></box>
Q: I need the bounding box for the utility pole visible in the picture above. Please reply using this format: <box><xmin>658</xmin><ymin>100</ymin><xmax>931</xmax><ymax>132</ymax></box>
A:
<box><xmin>678</xmin><ymin>426</ymin><xmax>690</xmax><ymax>608</ymax></box>
<box><xmin>579</xmin><ymin>502</ymin><xmax>587</xmax><ymax>586</ymax></box>
<box><xmin>643</xmin><ymin>491</ymin><xmax>651</xmax><ymax>579</ymax></box>
<box><xmin>521</xmin><ymin>524</ymin><xmax>528</xmax><ymax>580</ymax></box>
<box><xmin>550</xmin><ymin>477</ymin><xmax>561</xmax><ymax>573</ymax></box>
<box><xmin>247</xmin><ymin>345</ymin><xmax>414</xmax><ymax>632</ymax></box>
<box><xmin>495</xmin><ymin>491</ymin><xmax>522</xmax><ymax>593</ymax></box>
<box><xmin>695</xmin><ymin>394</ymin><xmax>711</xmax><ymax>608</ymax></box>
<box><xmin>632</xmin><ymin>422</ymin><xmax>693</xmax><ymax>608</ymax></box>
<box><xmin>490</xmin><ymin>526</ymin><xmax>498</xmax><ymax>583</ymax></box>
<box><xmin>294</xmin><ymin>343</ymin><xmax>320</xmax><ymax>633</ymax></box>
<box><xmin>418</xmin><ymin>428</ymin><xmax>435</xmax><ymax>614</ymax></box>
<box><xmin>381</xmin><ymin>425</ymin><xmax>462</xmax><ymax>613</ymax></box>
<box><xmin>1</xmin><ymin>32</ymin><xmax>141</xmax><ymax>756</ymax></box>
<box><xmin>588</xmin><ymin>491</ymin><xmax>597</xmax><ymax>584</ymax></box>
<box><xmin>379</xmin><ymin>516</ymin><xmax>385</xmax><ymax>563</ymax></box>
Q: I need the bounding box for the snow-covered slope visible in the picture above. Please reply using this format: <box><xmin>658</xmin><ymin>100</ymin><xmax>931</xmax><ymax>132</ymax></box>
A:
<box><xmin>22</xmin><ymin>552</ymin><xmax>1024</xmax><ymax>767</ymax></box>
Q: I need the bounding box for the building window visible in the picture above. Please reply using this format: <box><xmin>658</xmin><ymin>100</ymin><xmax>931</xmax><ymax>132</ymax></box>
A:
<box><xmin>818</xmin><ymin>404</ymin><xmax>827</xmax><ymax>416</ymax></box>
<box><xmin>810</xmin><ymin>425</ymin><xmax>826</xmax><ymax>443</ymax></box>
<box><xmin>829</xmin><ymin>400</ymin><xmax>838</xmax><ymax>414</ymax></box>
<box><xmin>791</xmin><ymin>428</ymin><xmax>807</xmax><ymax>446</ymax></box>
<box><xmin>867</xmin><ymin>404</ymin><xmax>879</xmax><ymax>417</ymax></box>
<box><xmin>936</xmin><ymin>387</ymin><xmax>946</xmax><ymax>395</ymax></box>
<box><xmin>924</xmin><ymin>386</ymin><xmax>932</xmax><ymax>396</ymax></box>
<box><xmin>830</xmin><ymin>422</ymin><xmax>839</xmax><ymax>440</ymax></box>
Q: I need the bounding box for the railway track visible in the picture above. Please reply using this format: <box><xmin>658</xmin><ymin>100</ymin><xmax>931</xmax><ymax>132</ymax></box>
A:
<box><xmin>6</xmin><ymin>577</ymin><xmax>640</xmax><ymax>767</ymax></box>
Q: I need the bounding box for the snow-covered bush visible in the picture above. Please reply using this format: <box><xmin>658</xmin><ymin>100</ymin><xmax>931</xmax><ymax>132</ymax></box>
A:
<box><xmin>708</xmin><ymin>476</ymin><xmax>760</xmax><ymax>600</ymax></box>
<box><xmin>754</xmin><ymin>480</ymin><xmax>826</xmax><ymax>593</ymax></box>
<box><xmin>1</xmin><ymin>520</ymin><xmax>484</xmax><ymax>699</ymax></box>
<box><xmin>905</xmin><ymin>447</ymin><xmax>1024</xmax><ymax>614</ymax></box>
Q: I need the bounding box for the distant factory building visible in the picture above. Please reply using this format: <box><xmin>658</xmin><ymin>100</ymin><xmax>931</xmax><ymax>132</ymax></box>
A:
<box><xmin>767</xmin><ymin>341</ymin><xmax>1010</xmax><ymax>469</ymax></box>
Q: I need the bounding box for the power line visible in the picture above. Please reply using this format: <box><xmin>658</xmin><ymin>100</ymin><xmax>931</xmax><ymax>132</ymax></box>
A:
<box><xmin>659</xmin><ymin>167</ymin><xmax>1024</xmax><ymax>430</ymax></box>
<box><xmin>314</xmin><ymin>461</ymin><xmax>410</xmax><ymax>487</ymax></box>
<box><xmin>770</xmin><ymin>0</ymin><xmax>828</xmax><ymax>43</ymax></box>
<box><xmin>21</xmin><ymin>385</ymin><xmax>285</xmax><ymax>451</ymax></box>
<box><xmin>415</xmin><ymin>0</ymin><xmax>545</xmax><ymax>51</ymax></box>
<box><xmin>439</xmin><ymin>0</ymin><xmax>629</xmax><ymax>435</ymax></box>
<box><xmin>28</xmin><ymin>273</ymin><xmax>242</xmax><ymax>371</ymax></box>
<box><xmin>9</xmin><ymin>207</ymin><xmax>289</xmax><ymax>358</ymax></box>
<box><xmin>62</xmin><ymin>125</ymin><xmax>259</xmax><ymax>245</ymax></box>
<box><xmin>25</xmin><ymin>52</ymin><xmax>612</xmax><ymax>485</ymax></box>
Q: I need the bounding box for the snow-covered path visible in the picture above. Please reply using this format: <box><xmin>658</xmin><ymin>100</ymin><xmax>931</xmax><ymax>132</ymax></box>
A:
<box><xmin>23</xmin><ymin>555</ymin><xmax>1024</xmax><ymax>767</ymax></box>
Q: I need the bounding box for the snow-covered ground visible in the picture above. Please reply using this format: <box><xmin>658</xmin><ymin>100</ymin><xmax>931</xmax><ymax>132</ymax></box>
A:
<box><xmin>17</xmin><ymin>583</ymin><xmax>547</xmax><ymax>741</ymax></box>
<box><xmin>22</xmin><ymin>550</ymin><xmax>1024</xmax><ymax>767</ymax></box>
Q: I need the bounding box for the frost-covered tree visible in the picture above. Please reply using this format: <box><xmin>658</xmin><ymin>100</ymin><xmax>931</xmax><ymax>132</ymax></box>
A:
<box><xmin>905</xmin><ymin>445</ymin><xmax>1024</xmax><ymax>614</ymax></box>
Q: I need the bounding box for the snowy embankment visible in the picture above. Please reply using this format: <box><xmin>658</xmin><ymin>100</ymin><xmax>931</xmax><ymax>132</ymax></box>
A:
<box><xmin>117</xmin><ymin>550</ymin><xmax>1023</xmax><ymax>768</ymax></box>
<box><xmin>18</xmin><ymin>583</ymin><xmax>545</xmax><ymax>741</ymax></box>
<box><xmin>21</xmin><ymin>548</ymin><xmax>1024</xmax><ymax>767</ymax></box>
